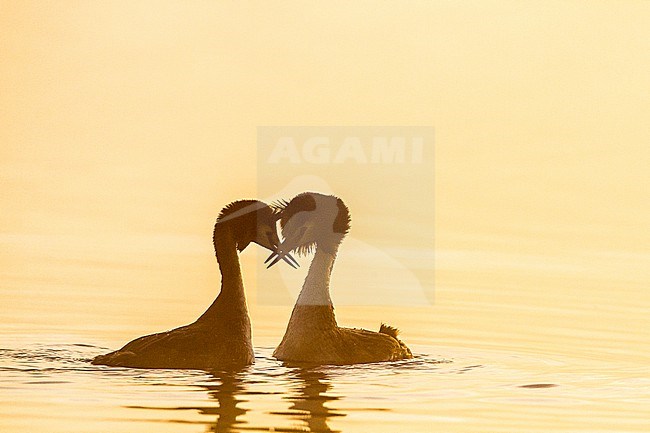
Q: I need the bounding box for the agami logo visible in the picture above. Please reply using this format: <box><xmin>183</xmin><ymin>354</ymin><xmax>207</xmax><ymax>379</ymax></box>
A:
<box><xmin>267</xmin><ymin>136</ymin><xmax>425</xmax><ymax>164</ymax></box>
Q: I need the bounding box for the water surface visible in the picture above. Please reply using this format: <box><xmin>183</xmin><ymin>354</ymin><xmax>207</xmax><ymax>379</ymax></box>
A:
<box><xmin>1</xmin><ymin>298</ymin><xmax>648</xmax><ymax>432</ymax></box>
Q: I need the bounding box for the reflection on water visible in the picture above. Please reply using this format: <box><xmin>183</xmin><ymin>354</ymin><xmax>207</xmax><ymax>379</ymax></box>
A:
<box><xmin>124</xmin><ymin>369</ymin><xmax>251</xmax><ymax>432</ymax></box>
<box><xmin>197</xmin><ymin>367</ymin><xmax>342</xmax><ymax>433</ymax></box>
<box><xmin>202</xmin><ymin>372</ymin><xmax>247</xmax><ymax>433</ymax></box>
<box><xmin>122</xmin><ymin>365</ymin><xmax>345</xmax><ymax>432</ymax></box>
<box><xmin>278</xmin><ymin>368</ymin><xmax>342</xmax><ymax>433</ymax></box>
<box><xmin>122</xmin><ymin>361</ymin><xmax>354</xmax><ymax>432</ymax></box>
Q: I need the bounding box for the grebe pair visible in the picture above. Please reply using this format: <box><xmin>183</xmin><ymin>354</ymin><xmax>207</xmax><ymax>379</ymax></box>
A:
<box><xmin>92</xmin><ymin>193</ymin><xmax>411</xmax><ymax>369</ymax></box>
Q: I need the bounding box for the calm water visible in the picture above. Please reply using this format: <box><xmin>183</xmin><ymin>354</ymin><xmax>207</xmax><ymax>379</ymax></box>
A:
<box><xmin>1</xmin><ymin>274</ymin><xmax>649</xmax><ymax>433</ymax></box>
<box><xmin>2</xmin><ymin>340</ymin><xmax>647</xmax><ymax>433</ymax></box>
<box><xmin>2</xmin><ymin>233</ymin><xmax>650</xmax><ymax>433</ymax></box>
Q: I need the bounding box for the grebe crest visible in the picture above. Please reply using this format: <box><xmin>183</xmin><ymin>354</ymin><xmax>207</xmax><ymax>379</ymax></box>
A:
<box><xmin>216</xmin><ymin>199</ymin><xmax>281</xmax><ymax>252</ymax></box>
<box><xmin>273</xmin><ymin>192</ymin><xmax>350</xmax><ymax>256</ymax></box>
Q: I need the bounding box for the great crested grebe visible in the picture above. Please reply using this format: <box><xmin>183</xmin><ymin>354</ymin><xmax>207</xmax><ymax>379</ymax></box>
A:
<box><xmin>92</xmin><ymin>200</ymin><xmax>296</xmax><ymax>369</ymax></box>
<box><xmin>268</xmin><ymin>192</ymin><xmax>412</xmax><ymax>364</ymax></box>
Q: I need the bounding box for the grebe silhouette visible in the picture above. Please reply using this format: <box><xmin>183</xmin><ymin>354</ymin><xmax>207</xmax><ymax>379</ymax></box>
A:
<box><xmin>268</xmin><ymin>192</ymin><xmax>412</xmax><ymax>364</ymax></box>
<box><xmin>92</xmin><ymin>200</ymin><xmax>296</xmax><ymax>369</ymax></box>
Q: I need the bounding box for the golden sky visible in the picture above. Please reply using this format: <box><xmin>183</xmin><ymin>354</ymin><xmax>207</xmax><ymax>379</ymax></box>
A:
<box><xmin>1</xmin><ymin>1</ymin><xmax>649</xmax><ymax>314</ymax></box>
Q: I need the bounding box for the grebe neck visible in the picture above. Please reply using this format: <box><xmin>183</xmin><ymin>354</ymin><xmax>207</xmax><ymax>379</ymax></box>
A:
<box><xmin>197</xmin><ymin>224</ymin><xmax>248</xmax><ymax>322</ymax></box>
<box><xmin>295</xmin><ymin>242</ymin><xmax>340</xmax><ymax>306</ymax></box>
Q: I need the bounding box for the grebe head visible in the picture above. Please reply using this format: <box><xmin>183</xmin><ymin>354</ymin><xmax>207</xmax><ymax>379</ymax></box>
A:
<box><xmin>267</xmin><ymin>192</ymin><xmax>350</xmax><ymax>267</ymax></box>
<box><xmin>216</xmin><ymin>200</ymin><xmax>282</xmax><ymax>253</ymax></box>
